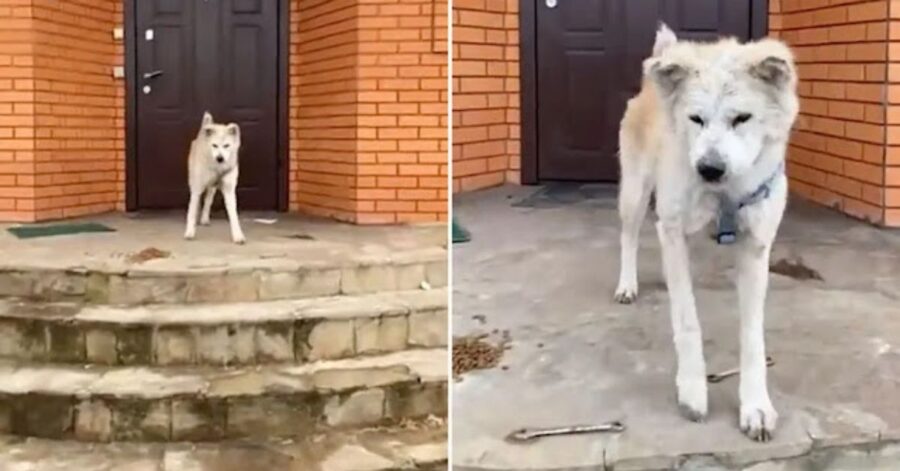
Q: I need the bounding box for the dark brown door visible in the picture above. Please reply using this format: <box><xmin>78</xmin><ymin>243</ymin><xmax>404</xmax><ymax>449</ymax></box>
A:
<box><xmin>134</xmin><ymin>0</ymin><xmax>281</xmax><ymax>209</ymax></box>
<box><xmin>535</xmin><ymin>0</ymin><xmax>754</xmax><ymax>182</ymax></box>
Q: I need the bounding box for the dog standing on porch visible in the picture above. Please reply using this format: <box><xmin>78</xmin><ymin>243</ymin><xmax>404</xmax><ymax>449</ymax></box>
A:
<box><xmin>184</xmin><ymin>111</ymin><xmax>246</xmax><ymax>244</ymax></box>
<box><xmin>613</xmin><ymin>24</ymin><xmax>799</xmax><ymax>441</ymax></box>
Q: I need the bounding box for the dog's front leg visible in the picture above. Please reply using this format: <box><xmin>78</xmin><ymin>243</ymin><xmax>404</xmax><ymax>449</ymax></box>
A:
<box><xmin>221</xmin><ymin>178</ymin><xmax>246</xmax><ymax>245</ymax></box>
<box><xmin>657</xmin><ymin>219</ymin><xmax>707</xmax><ymax>421</ymax></box>
<box><xmin>200</xmin><ymin>187</ymin><xmax>217</xmax><ymax>226</ymax></box>
<box><xmin>736</xmin><ymin>237</ymin><xmax>777</xmax><ymax>441</ymax></box>
<box><xmin>184</xmin><ymin>190</ymin><xmax>201</xmax><ymax>240</ymax></box>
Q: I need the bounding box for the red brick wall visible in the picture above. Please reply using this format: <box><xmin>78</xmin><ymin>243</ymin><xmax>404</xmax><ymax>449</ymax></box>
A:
<box><xmin>0</xmin><ymin>0</ymin><xmax>35</xmax><ymax>221</ymax></box>
<box><xmin>771</xmin><ymin>0</ymin><xmax>891</xmax><ymax>225</ymax></box>
<box><xmin>452</xmin><ymin>0</ymin><xmax>519</xmax><ymax>192</ymax></box>
<box><xmin>293</xmin><ymin>0</ymin><xmax>448</xmax><ymax>224</ymax></box>
<box><xmin>0</xmin><ymin>0</ymin><xmax>121</xmax><ymax>222</ymax></box>
<box><xmin>886</xmin><ymin>2</ymin><xmax>900</xmax><ymax>225</ymax></box>
<box><xmin>292</xmin><ymin>0</ymin><xmax>361</xmax><ymax>222</ymax></box>
<box><xmin>355</xmin><ymin>0</ymin><xmax>448</xmax><ymax>223</ymax></box>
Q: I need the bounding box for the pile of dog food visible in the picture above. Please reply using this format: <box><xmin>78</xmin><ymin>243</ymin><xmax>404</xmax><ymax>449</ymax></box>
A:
<box><xmin>452</xmin><ymin>335</ymin><xmax>505</xmax><ymax>377</ymax></box>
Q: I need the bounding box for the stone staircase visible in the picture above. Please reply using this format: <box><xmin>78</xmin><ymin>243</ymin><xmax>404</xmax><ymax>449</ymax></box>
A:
<box><xmin>0</xmin><ymin>233</ymin><xmax>448</xmax><ymax>469</ymax></box>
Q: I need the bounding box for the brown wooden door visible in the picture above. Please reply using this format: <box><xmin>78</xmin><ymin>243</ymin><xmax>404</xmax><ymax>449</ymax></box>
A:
<box><xmin>535</xmin><ymin>0</ymin><xmax>754</xmax><ymax>182</ymax></box>
<box><xmin>134</xmin><ymin>0</ymin><xmax>281</xmax><ymax>209</ymax></box>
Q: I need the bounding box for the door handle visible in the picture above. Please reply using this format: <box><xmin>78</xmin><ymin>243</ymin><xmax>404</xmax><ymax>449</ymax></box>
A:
<box><xmin>143</xmin><ymin>70</ymin><xmax>164</xmax><ymax>80</ymax></box>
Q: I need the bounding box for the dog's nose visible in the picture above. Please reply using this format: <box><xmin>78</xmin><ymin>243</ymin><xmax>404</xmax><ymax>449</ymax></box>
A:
<box><xmin>697</xmin><ymin>163</ymin><xmax>725</xmax><ymax>182</ymax></box>
<box><xmin>697</xmin><ymin>153</ymin><xmax>726</xmax><ymax>183</ymax></box>
<box><xmin>215</xmin><ymin>155</ymin><xmax>225</xmax><ymax>164</ymax></box>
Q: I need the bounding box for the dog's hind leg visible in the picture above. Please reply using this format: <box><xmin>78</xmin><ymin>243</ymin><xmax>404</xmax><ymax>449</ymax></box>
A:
<box><xmin>736</xmin><ymin>237</ymin><xmax>778</xmax><ymax>441</ymax></box>
<box><xmin>200</xmin><ymin>186</ymin><xmax>217</xmax><ymax>226</ymax></box>
<box><xmin>614</xmin><ymin>164</ymin><xmax>652</xmax><ymax>304</ymax></box>
<box><xmin>657</xmin><ymin>219</ymin><xmax>707</xmax><ymax>422</ymax></box>
<box><xmin>184</xmin><ymin>190</ymin><xmax>201</xmax><ymax>240</ymax></box>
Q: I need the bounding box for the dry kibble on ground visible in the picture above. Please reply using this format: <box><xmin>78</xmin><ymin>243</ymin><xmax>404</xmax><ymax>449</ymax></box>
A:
<box><xmin>127</xmin><ymin>247</ymin><xmax>171</xmax><ymax>264</ymax></box>
<box><xmin>453</xmin><ymin>335</ymin><xmax>505</xmax><ymax>377</ymax></box>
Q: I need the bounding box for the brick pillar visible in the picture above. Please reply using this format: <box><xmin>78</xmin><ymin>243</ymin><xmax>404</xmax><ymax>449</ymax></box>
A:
<box><xmin>0</xmin><ymin>0</ymin><xmax>121</xmax><ymax>222</ymax></box>
<box><xmin>292</xmin><ymin>0</ymin><xmax>448</xmax><ymax>224</ymax></box>
<box><xmin>0</xmin><ymin>1</ymin><xmax>38</xmax><ymax>222</ymax></box>
<box><xmin>886</xmin><ymin>2</ymin><xmax>900</xmax><ymax>225</ymax></box>
<box><xmin>771</xmin><ymin>0</ymin><xmax>896</xmax><ymax>226</ymax></box>
<box><xmin>451</xmin><ymin>0</ymin><xmax>520</xmax><ymax>193</ymax></box>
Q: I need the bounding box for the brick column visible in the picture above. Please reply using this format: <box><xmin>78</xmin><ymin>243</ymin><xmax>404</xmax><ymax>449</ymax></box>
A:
<box><xmin>0</xmin><ymin>1</ymin><xmax>38</xmax><ymax>222</ymax></box>
<box><xmin>0</xmin><ymin>0</ymin><xmax>121</xmax><ymax>222</ymax></box>
<box><xmin>452</xmin><ymin>0</ymin><xmax>520</xmax><ymax>192</ymax></box>
<box><xmin>771</xmin><ymin>0</ymin><xmax>896</xmax><ymax>226</ymax></box>
<box><xmin>293</xmin><ymin>0</ymin><xmax>448</xmax><ymax>224</ymax></box>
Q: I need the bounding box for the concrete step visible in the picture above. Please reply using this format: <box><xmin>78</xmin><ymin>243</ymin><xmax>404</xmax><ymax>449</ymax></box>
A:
<box><xmin>0</xmin><ymin>247</ymin><xmax>447</xmax><ymax>305</ymax></box>
<box><xmin>0</xmin><ymin>424</ymin><xmax>447</xmax><ymax>470</ymax></box>
<box><xmin>0</xmin><ymin>289</ymin><xmax>447</xmax><ymax>367</ymax></box>
<box><xmin>0</xmin><ymin>349</ymin><xmax>446</xmax><ymax>443</ymax></box>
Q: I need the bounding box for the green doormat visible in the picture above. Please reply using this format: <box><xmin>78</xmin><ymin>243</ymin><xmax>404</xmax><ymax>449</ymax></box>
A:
<box><xmin>452</xmin><ymin>218</ymin><xmax>471</xmax><ymax>244</ymax></box>
<box><xmin>8</xmin><ymin>222</ymin><xmax>116</xmax><ymax>239</ymax></box>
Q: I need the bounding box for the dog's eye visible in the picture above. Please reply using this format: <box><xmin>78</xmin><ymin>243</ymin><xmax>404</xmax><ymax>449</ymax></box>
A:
<box><xmin>688</xmin><ymin>115</ymin><xmax>704</xmax><ymax>126</ymax></box>
<box><xmin>223</xmin><ymin>144</ymin><xmax>230</xmax><ymax>149</ymax></box>
<box><xmin>732</xmin><ymin>113</ymin><xmax>752</xmax><ymax>127</ymax></box>
<box><xmin>212</xmin><ymin>144</ymin><xmax>219</xmax><ymax>149</ymax></box>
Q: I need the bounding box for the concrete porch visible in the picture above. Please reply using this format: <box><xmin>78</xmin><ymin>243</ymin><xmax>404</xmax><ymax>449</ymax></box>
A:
<box><xmin>452</xmin><ymin>185</ymin><xmax>900</xmax><ymax>470</ymax></box>
<box><xmin>0</xmin><ymin>213</ymin><xmax>448</xmax><ymax>469</ymax></box>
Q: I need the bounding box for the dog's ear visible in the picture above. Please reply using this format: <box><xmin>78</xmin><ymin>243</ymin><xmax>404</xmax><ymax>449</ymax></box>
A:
<box><xmin>750</xmin><ymin>56</ymin><xmax>792</xmax><ymax>88</ymax></box>
<box><xmin>202</xmin><ymin>111</ymin><xmax>213</xmax><ymax>126</ymax></box>
<box><xmin>653</xmin><ymin>22</ymin><xmax>677</xmax><ymax>56</ymax></box>
<box><xmin>226</xmin><ymin>123</ymin><xmax>240</xmax><ymax>138</ymax></box>
<box><xmin>647</xmin><ymin>58</ymin><xmax>690</xmax><ymax>96</ymax></box>
<box><xmin>747</xmin><ymin>39</ymin><xmax>796</xmax><ymax>89</ymax></box>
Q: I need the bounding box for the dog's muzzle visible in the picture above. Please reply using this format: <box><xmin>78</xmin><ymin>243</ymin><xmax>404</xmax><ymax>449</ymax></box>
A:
<box><xmin>697</xmin><ymin>153</ymin><xmax>726</xmax><ymax>183</ymax></box>
<box><xmin>215</xmin><ymin>155</ymin><xmax>225</xmax><ymax>164</ymax></box>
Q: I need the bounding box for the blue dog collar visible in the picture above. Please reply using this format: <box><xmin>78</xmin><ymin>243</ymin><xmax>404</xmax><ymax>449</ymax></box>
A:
<box><xmin>715</xmin><ymin>163</ymin><xmax>784</xmax><ymax>245</ymax></box>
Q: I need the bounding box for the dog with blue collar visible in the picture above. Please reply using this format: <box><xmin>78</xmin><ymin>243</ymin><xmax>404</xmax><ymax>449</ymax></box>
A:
<box><xmin>612</xmin><ymin>24</ymin><xmax>799</xmax><ymax>442</ymax></box>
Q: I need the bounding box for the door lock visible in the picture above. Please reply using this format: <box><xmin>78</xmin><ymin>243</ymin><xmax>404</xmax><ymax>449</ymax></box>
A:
<box><xmin>546</xmin><ymin>0</ymin><xmax>557</xmax><ymax>8</ymax></box>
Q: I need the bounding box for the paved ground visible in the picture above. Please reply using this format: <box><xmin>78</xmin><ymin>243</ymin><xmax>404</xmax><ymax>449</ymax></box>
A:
<box><xmin>451</xmin><ymin>185</ymin><xmax>900</xmax><ymax>470</ymax></box>
<box><xmin>0</xmin><ymin>211</ymin><xmax>447</xmax><ymax>272</ymax></box>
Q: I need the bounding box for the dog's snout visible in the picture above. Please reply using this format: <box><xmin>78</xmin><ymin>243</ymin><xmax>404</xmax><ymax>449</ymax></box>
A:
<box><xmin>697</xmin><ymin>163</ymin><xmax>725</xmax><ymax>182</ymax></box>
<box><xmin>697</xmin><ymin>153</ymin><xmax>726</xmax><ymax>183</ymax></box>
<box><xmin>215</xmin><ymin>155</ymin><xmax>225</xmax><ymax>164</ymax></box>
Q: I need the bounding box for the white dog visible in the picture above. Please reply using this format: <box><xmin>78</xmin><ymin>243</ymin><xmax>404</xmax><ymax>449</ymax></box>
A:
<box><xmin>613</xmin><ymin>25</ymin><xmax>798</xmax><ymax>441</ymax></box>
<box><xmin>184</xmin><ymin>111</ymin><xmax>246</xmax><ymax>244</ymax></box>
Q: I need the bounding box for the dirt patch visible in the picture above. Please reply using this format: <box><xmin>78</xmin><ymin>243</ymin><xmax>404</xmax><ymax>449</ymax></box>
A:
<box><xmin>453</xmin><ymin>334</ymin><xmax>509</xmax><ymax>378</ymax></box>
<box><xmin>769</xmin><ymin>257</ymin><xmax>823</xmax><ymax>281</ymax></box>
<box><xmin>127</xmin><ymin>247</ymin><xmax>171</xmax><ymax>264</ymax></box>
<box><xmin>284</xmin><ymin>234</ymin><xmax>316</xmax><ymax>241</ymax></box>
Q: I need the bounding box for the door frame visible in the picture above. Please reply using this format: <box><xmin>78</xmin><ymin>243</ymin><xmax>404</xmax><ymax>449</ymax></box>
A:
<box><xmin>124</xmin><ymin>0</ymin><xmax>290</xmax><ymax>211</ymax></box>
<box><xmin>518</xmin><ymin>0</ymin><xmax>769</xmax><ymax>184</ymax></box>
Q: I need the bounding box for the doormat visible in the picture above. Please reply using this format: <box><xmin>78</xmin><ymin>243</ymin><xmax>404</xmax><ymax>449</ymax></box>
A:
<box><xmin>7</xmin><ymin>222</ymin><xmax>116</xmax><ymax>240</ymax></box>
<box><xmin>512</xmin><ymin>183</ymin><xmax>618</xmax><ymax>209</ymax></box>
<box><xmin>452</xmin><ymin>218</ymin><xmax>471</xmax><ymax>244</ymax></box>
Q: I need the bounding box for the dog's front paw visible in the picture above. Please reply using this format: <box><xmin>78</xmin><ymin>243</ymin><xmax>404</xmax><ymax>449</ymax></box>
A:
<box><xmin>740</xmin><ymin>401</ymin><xmax>778</xmax><ymax>442</ymax></box>
<box><xmin>613</xmin><ymin>284</ymin><xmax>638</xmax><ymax>304</ymax></box>
<box><xmin>200</xmin><ymin>218</ymin><xmax>211</xmax><ymax>226</ymax></box>
<box><xmin>184</xmin><ymin>230</ymin><xmax>196</xmax><ymax>240</ymax></box>
<box><xmin>677</xmin><ymin>378</ymin><xmax>708</xmax><ymax>422</ymax></box>
<box><xmin>232</xmin><ymin>235</ymin><xmax>246</xmax><ymax>245</ymax></box>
